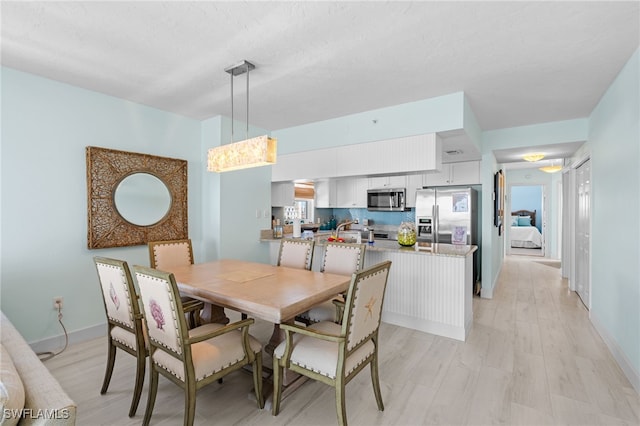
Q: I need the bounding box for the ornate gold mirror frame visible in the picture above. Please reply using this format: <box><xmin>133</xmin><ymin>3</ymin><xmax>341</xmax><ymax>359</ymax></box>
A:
<box><xmin>86</xmin><ymin>146</ymin><xmax>188</xmax><ymax>249</ymax></box>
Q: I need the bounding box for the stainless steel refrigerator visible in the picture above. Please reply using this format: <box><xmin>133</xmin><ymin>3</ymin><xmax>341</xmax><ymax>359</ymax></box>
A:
<box><xmin>415</xmin><ymin>187</ymin><xmax>479</xmax><ymax>284</ymax></box>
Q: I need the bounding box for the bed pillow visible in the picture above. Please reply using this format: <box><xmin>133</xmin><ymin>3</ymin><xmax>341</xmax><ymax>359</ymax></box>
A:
<box><xmin>510</xmin><ymin>216</ymin><xmax>518</xmax><ymax>226</ymax></box>
<box><xmin>517</xmin><ymin>216</ymin><xmax>531</xmax><ymax>226</ymax></box>
<box><xmin>0</xmin><ymin>344</ymin><xmax>25</xmax><ymax>426</ymax></box>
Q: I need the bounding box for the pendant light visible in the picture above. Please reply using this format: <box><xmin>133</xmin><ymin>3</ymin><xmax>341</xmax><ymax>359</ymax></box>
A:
<box><xmin>207</xmin><ymin>60</ymin><xmax>277</xmax><ymax>173</ymax></box>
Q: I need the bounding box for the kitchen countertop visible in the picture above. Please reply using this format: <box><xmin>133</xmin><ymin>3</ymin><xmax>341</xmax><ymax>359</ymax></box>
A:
<box><xmin>260</xmin><ymin>232</ymin><xmax>477</xmax><ymax>258</ymax></box>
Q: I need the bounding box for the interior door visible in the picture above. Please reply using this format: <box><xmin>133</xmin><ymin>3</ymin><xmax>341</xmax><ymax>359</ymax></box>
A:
<box><xmin>575</xmin><ymin>159</ymin><xmax>591</xmax><ymax>308</ymax></box>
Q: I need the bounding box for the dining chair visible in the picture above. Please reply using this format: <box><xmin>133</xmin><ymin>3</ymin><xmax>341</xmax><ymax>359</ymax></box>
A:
<box><xmin>276</xmin><ymin>238</ymin><xmax>315</xmax><ymax>270</ymax></box>
<box><xmin>272</xmin><ymin>260</ymin><xmax>392</xmax><ymax>426</ymax></box>
<box><xmin>132</xmin><ymin>265</ymin><xmax>264</xmax><ymax>426</ymax></box>
<box><xmin>93</xmin><ymin>256</ymin><xmax>147</xmax><ymax>417</ymax></box>
<box><xmin>297</xmin><ymin>242</ymin><xmax>366</xmax><ymax>324</ymax></box>
<box><xmin>148</xmin><ymin>239</ymin><xmax>204</xmax><ymax>328</ymax></box>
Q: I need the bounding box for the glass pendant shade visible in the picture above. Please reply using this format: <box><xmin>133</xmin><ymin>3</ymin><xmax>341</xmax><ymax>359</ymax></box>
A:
<box><xmin>208</xmin><ymin>135</ymin><xmax>277</xmax><ymax>172</ymax></box>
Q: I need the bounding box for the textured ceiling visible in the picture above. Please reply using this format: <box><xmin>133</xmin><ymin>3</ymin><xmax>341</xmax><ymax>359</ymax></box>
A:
<box><xmin>2</xmin><ymin>1</ymin><xmax>639</xmax><ymax>159</ymax></box>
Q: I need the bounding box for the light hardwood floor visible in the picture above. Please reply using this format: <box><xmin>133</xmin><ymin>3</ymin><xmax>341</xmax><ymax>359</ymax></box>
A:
<box><xmin>45</xmin><ymin>255</ymin><xmax>639</xmax><ymax>425</ymax></box>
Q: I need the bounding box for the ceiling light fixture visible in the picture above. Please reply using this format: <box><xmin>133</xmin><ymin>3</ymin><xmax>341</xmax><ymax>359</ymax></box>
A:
<box><xmin>207</xmin><ymin>60</ymin><xmax>277</xmax><ymax>173</ymax></box>
<box><xmin>539</xmin><ymin>164</ymin><xmax>562</xmax><ymax>173</ymax></box>
<box><xmin>522</xmin><ymin>153</ymin><xmax>545</xmax><ymax>162</ymax></box>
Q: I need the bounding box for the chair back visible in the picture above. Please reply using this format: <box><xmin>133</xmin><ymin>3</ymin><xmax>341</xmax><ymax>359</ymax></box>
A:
<box><xmin>93</xmin><ymin>256</ymin><xmax>140</xmax><ymax>332</ymax></box>
<box><xmin>342</xmin><ymin>261</ymin><xmax>391</xmax><ymax>352</ymax></box>
<box><xmin>321</xmin><ymin>242</ymin><xmax>366</xmax><ymax>275</ymax></box>
<box><xmin>277</xmin><ymin>238</ymin><xmax>314</xmax><ymax>270</ymax></box>
<box><xmin>133</xmin><ymin>266</ymin><xmax>188</xmax><ymax>358</ymax></box>
<box><xmin>148</xmin><ymin>239</ymin><xmax>194</xmax><ymax>270</ymax></box>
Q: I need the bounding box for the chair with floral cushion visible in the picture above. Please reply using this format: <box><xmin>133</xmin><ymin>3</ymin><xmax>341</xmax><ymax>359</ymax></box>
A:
<box><xmin>297</xmin><ymin>242</ymin><xmax>366</xmax><ymax>324</ymax></box>
<box><xmin>93</xmin><ymin>256</ymin><xmax>147</xmax><ymax>417</ymax></box>
<box><xmin>272</xmin><ymin>260</ymin><xmax>392</xmax><ymax>426</ymax></box>
<box><xmin>148</xmin><ymin>239</ymin><xmax>205</xmax><ymax>327</ymax></box>
<box><xmin>132</xmin><ymin>265</ymin><xmax>263</xmax><ymax>426</ymax></box>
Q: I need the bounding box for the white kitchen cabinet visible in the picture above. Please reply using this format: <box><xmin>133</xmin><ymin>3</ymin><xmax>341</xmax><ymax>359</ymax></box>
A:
<box><xmin>315</xmin><ymin>179</ymin><xmax>337</xmax><ymax>208</ymax></box>
<box><xmin>405</xmin><ymin>173</ymin><xmax>426</xmax><ymax>208</ymax></box>
<box><xmin>368</xmin><ymin>175</ymin><xmax>406</xmax><ymax>189</ymax></box>
<box><xmin>424</xmin><ymin>161</ymin><xmax>480</xmax><ymax>187</ymax></box>
<box><xmin>271</xmin><ymin>182</ymin><xmax>295</xmax><ymax>207</ymax></box>
<box><xmin>272</xmin><ymin>133</ymin><xmax>441</xmax><ymax>181</ymax></box>
<box><xmin>272</xmin><ymin>148</ymin><xmax>335</xmax><ymax>182</ymax></box>
<box><xmin>335</xmin><ymin>177</ymin><xmax>368</xmax><ymax>208</ymax></box>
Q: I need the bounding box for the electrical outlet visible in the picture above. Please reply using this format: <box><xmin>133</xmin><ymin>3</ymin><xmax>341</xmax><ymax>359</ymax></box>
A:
<box><xmin>53</xmin><ymin>297</ymin><xmax>63</xmax><ymax>310</ymax></box>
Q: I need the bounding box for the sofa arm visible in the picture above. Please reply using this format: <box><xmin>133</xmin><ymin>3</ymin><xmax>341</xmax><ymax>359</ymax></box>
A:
<box><xmin>1</xmin><ymin>313</ymin><xmax>76</xmax><ymax>425</ymax></box>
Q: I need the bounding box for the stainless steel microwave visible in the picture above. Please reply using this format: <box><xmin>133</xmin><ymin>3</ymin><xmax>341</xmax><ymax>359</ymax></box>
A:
<box><xmin>367</xmin><ymin>188</ymin><xmax>406</xmax><ymax>211</ymax></box>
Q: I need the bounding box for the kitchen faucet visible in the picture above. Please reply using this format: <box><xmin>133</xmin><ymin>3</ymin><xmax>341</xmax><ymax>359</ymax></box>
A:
<box><xmin>335</xmin><ymin>221</ymin><xmax>355</xmax><ymax>239</ymax></box>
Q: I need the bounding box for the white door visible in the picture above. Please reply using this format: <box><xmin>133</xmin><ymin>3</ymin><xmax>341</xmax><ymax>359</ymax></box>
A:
<box><xmin>575</xmin><ymin>159</ymin><xmax>591</xmax><ymax>308</ymax></box>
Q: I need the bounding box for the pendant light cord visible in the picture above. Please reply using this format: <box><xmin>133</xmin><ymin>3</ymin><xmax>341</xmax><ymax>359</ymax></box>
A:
<box><xmin>230</xmin><ymin>71</ymin><xmax>234</xmax><ymax>143</ymax></box>
<box><xmin>246</xmin><ymin>66</ymin><xmax>250</xmax><ymax>140</ymax></box>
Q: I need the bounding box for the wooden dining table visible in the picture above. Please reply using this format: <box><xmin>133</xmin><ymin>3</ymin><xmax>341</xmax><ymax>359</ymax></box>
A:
<box><xmin>167</xmin><ymin>258</ymin><xmax>352</xmax><ymax>353</ymax></box>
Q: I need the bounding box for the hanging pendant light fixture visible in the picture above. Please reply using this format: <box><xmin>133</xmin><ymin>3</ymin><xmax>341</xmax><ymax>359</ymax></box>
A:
<box><xmin>208</xmin><ymin>60</ymin><xmax>277</xmax><ymax>173</ymax></box>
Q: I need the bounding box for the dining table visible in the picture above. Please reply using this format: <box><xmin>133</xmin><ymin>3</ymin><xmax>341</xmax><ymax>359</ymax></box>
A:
<box><xmin>167</xmin><ymin>258</ymin><xmax>351</xmax><ymax>381</ymax></box>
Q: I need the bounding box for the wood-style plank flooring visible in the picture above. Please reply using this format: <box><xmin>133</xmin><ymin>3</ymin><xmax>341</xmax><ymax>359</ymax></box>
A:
<box><xmin>44</xmin><ymin>255</ymin><xmax>639</xmax><ymax>425</ymax></box>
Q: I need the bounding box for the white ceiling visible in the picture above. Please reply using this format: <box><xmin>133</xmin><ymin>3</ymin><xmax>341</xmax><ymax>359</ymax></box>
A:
<box><xmin>2</xmin><ymin>1</ymin><xmax>639</xmax><ymax>163</ymax></box>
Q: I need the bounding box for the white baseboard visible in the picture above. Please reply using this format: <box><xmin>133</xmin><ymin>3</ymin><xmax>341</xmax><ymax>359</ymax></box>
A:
<box><xmin>29</xmin><ymin>323</ymin><xmax>106</xmax><ymax>355</ymax></box>
<box><xmin>591</xmin><ymin>312</ymin><xmax>640</xmax><ymax>394</ymax></box>
<box><xmin>382</xmin><ymin>312</ymin><xmax>467</xmax><ymax>342</ymax></box>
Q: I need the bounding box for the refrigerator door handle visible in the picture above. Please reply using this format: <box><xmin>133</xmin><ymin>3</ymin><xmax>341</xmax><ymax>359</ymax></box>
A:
<box><xmin>434</xmin><ymin>204</ymin><xmax>439</xmax><ymax>243</ymax></box>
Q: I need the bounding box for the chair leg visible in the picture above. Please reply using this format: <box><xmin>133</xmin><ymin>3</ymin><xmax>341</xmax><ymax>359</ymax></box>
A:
<box><xmin>252</xmin><ymin>352</ymin><xmax>264</xmax><ymax>409</ymax></box>
<box><xmin>271</xmin><ymin>357</ymin><xmax>283</xmax><ymax>416</ymax></box>
<box><xmin>129</xmin><ymin>350</ymin><xmax>146</xmax><ymax>417</ymax></box>
<box><xmin>185</xmin><ymin>380</ymin><xmax>197</xmax><ymax>426</ymax></box>
<box><xmin>142</xmin><ymin>367</ymin><xmax>158</xmax><ymax>426</ymax></box>
<box><xmin>100</xmin><ymin>340</ymin><xmax>116</xmax><ymax>394</ymax></box>
<box><xmin>370</xmin><ymin>355</ymin><xmax>384</xmax><ymax>411</ymax></box>
<box><xmin>335</xmin><ymin>378</ymin><xmax>347</xmax><ymax>426</ymax></box>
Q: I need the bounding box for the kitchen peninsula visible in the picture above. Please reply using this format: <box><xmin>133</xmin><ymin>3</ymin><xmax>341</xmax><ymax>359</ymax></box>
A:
<box><xmin>261</xmin><ymin>234</ymin><xmax>477</xmax><ymax>341</ymax></box>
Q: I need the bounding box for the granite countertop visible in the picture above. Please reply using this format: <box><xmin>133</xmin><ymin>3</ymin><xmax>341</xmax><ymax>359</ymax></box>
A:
<box><xmin>260</xmin><ymin>231</ymin><xmax>477</xmax><ymax>258</ymax></box>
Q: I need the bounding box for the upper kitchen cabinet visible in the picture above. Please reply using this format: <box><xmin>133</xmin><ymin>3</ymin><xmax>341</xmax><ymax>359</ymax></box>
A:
<box><xmin>272</xmin><ymin>147</ymin><xmax>335</xmax><ymax>182</ymax></box>
<box><xmin>368</xmin><ymin>175</ymin><xmax>407</xmax><ymax>189</ymax></box>
<box><xmin>424</xmin><ymin>161</ymin><xmax>480</xmax><ymax>187</ymax></box>
<box><xmin>271</xmin><ymin>182</ymin><xmax>295</xmax><ymax>207</ymax></box>
<box><xmin>335</xmin><ymin>177</ymin><xmax>368</xmax><ymax>208</ymax></box>
<box><xmin>315</xmin><ymin>179</ymin><xmax>337</xmax><ymax>208</ymax></box>
<box><xmin>405</xmin><ymin>173</ymin><xmax>427</xmax><ymax>208</ymax></box>
<box><xmin>271</xmin><ymin>133</ymin><xmax>442</xmax><ymax>182</ymax></box>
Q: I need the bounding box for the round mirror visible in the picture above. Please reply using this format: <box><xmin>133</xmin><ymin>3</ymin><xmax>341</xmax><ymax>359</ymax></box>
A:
<box><xmin>114</xmin><ymin>173</ymin><xmax>172</xmax><ymax>226</ymax></box>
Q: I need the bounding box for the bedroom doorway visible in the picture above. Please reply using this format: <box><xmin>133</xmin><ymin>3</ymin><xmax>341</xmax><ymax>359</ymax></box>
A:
<box><xmin>509</xmin><ymin>184</ymin><xmax>545</xmax><ymax>257</ymax></box>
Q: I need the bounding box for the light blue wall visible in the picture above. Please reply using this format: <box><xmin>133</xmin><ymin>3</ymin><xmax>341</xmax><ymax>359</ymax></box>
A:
<box><xmin>200</xmin><ymin>116</ymin><xmax>272</xmax><ymax>264</ymax></box>
<box><xmin>0</xmin><ymin>67</ymin><xmax>202</xmax><ymax>343</ymax></box>
<box><xmin>510</xmin><ymin>185</ymin><xmax>543</xmax><ymax>230</ymax></box>
<box><xmin>588</xmin><ymin>48</ymin><xmax>639</xmax><ymax>377</ymax></box>
<box><xmin>273</xmin><ymin>92</ymin><xmax>465</xmax><ymax>153</ymax></box>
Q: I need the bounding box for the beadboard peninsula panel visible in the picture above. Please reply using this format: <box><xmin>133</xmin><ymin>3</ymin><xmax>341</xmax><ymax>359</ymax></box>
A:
<box><xmin>365</xmin><ymin>249</ymin><xmax>473</xmax><ymax>341</ymax></box>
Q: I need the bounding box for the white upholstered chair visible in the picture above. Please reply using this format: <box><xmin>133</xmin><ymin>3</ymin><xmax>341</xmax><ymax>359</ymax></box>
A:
<box><xmin>132</xmin><ymin>265</ymin><xmax>264</xmax><ymax>426</ymax></box>
<box><xmin>272</xmin><ymin>261</ymin><xmax>392</xmax><ymax>426</ymax></box>
<box><xmin>148</xmin><ymin>239</ymin><xmax>204</xmax><ymax>327</ymax></box>
<box><xmin>93</xmin><ymin>256</ymin><xmax>147</xmax><ymax>417</ymax></box>
<box><xmin>298</xmin><ymin>242</ymin><xmax>366</xmax><ymax>324</ymax></box>
<box><xmin>276</xmin><ymin>238</ymin><xmax>315</xmax><ymax>270</ymax></box>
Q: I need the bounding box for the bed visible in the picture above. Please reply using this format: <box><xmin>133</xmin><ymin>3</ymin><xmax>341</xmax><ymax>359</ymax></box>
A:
<box><xmin>510</xmin><ymin>210</ymin><xmax>542</xmax><ymax>248</ymax></box>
